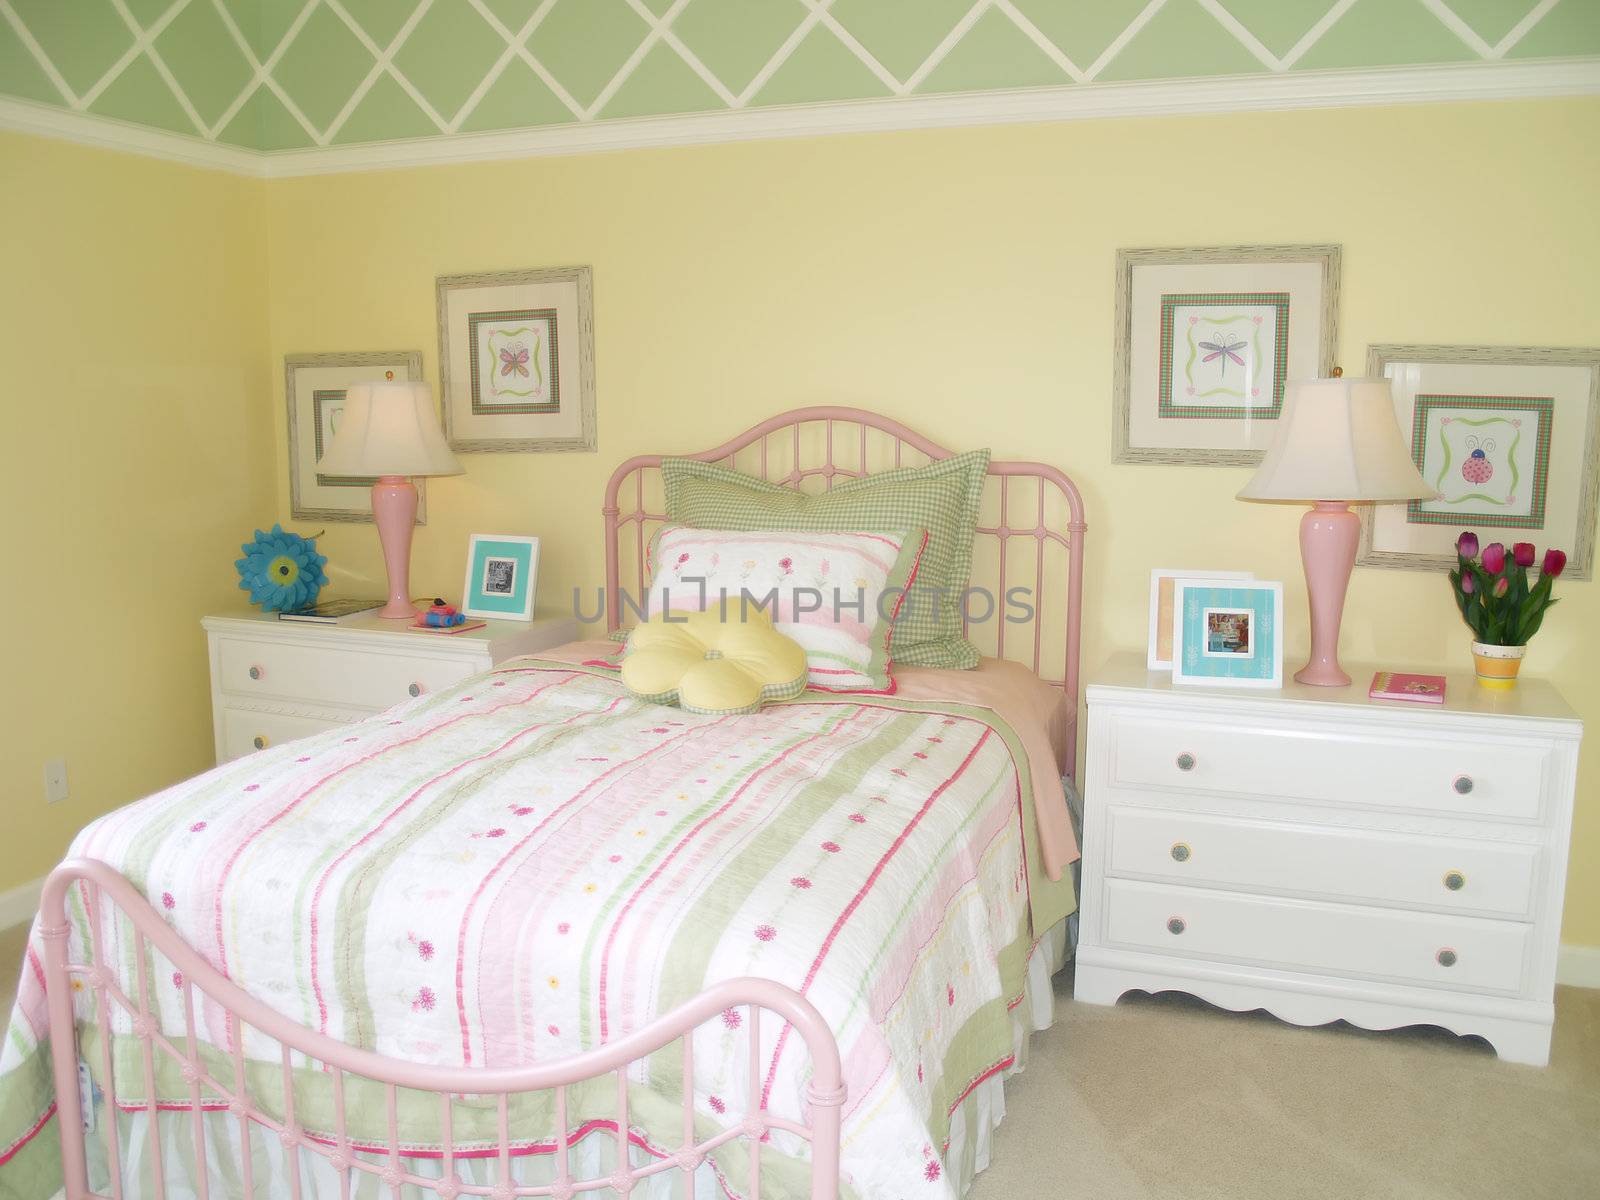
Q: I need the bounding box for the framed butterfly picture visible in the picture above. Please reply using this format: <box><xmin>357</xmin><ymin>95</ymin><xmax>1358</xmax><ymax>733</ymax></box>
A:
<box><xmin>1113</xmin><ymin>245</ymin><xmax>1341</xmax><ymax>466</ymax></box>
<box><xmin>437</xmin><ymin>266</ymin><xmax>596</xmax><ymax>453</ymax></box>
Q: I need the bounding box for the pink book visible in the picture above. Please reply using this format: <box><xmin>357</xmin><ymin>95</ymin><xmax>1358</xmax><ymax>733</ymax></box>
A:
<box><xmin>1369</xmin><ymin>671</ymin><xmax>1446</xmax><ymax>704</ymax></box>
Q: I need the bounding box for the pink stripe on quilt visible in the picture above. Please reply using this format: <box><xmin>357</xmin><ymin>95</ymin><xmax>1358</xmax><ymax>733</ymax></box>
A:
<box><xmin>454</xmin><ymin>711</ymin><xmax>715</xmax><ymax>1066</ymax></box>
<box><xmin>309</xmin><ymin>684</ymin><xmax>599</xmax><ymax>1036</ymax></box>
<box><xmin>596</xmin><ymin>707</ymin><xmax>879</xmax><ymax>1041</ymax></box>
<box><xmin>208</xmin><ymin>674</ymin><xmax>577</xmax><ymax>1048</ymax></box>
<box><xmin>758</xmin><ymin>727</ymin><xmax>992</xmax><ymax>1109</ymax></box>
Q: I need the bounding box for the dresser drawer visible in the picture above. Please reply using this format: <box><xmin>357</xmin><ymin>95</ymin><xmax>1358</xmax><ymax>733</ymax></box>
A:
<box><xmin>216</xmin><ymin>636</ymin><xmax>479</xmax><ymax>711</ymax></box>
<box><xmin>1106</xmin><ymin>711</ymin><xmax>1547</xmax><ymax>820</ymax></box>
<box><xmin>1103</xmin><ymin>878</ymin><xmax>1530</xmax><ymax>995</ymax></box>
<box><xmin>217</xmin><ymin>707</ymin><xmax>350</xmax><ymax>762</ymax></box>
<box><xmin>1106</xmin><ymin>807</ymin><xmax>1539</xmax><ymax>919</ymax></box>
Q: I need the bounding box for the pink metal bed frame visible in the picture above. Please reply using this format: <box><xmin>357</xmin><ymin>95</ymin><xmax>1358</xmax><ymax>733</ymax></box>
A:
<box><xmin>604</xmin><ymin>406</ymin><xmax>1088</xmax><ymax>772</ymax></box>
<box><xmin>42</xmin><ymin>407</ymin><xmax>1086</xmax><ymax>1200</ymax></box>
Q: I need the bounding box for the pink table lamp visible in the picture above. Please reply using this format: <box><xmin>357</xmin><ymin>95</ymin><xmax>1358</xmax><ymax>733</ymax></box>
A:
<box><xmin>315</xmin><ymin>379</ymin><xmax>463</xmax><ymax>619</ymax></box>
<box><xmin>1238</xmin><ymin>376</ymin><xmax>1436</xmax><ymax>686</ymax></box>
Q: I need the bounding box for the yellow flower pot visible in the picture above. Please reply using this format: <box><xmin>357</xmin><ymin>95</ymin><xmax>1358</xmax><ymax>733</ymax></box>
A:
<box><xmin>1471</xmin><ymin>641</ymin><xmax>1526</xmax><ymax>690</ymax></box>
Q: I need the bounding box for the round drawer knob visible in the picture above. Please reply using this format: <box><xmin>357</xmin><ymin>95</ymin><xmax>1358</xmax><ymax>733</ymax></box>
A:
<box><xmin>1453</xmin><ymin>775</ymin><xmax>1474</xmax><ymax>795</ymax></box>
<box><xmin>252</xmin><ymin>735</ymin><xmax>267</xmax><ymax>751</ymax></box>
<box><xmin>1443</xmin><ymin>870</ymin><xmax>1466</xmax><ymax>892</ymax></box>
<box><xmin>248</xmin><ymin>665</ymin><xmax>262</xmax><ymax>681</ymax></box>
<box><xmin>1436</xmin><ymin>948</ymin><xmax>1458</xmax><ymax>967</ymax></box>
<box><xmin>1175</xmin><ymin>752</ymin><xmax>1196</xmax><ymax>772</ymax></box>
<box><xmin>1170</xmin><ymin>842</ymin><xmax>1192</xmax><ymax>863</ymax></box>
<box><xmin>408</xmin><ymin>683</ymin><xmax>422</xmax><ymax>698</ymax></box>
<box><xmin>1166</xmin><ymin>917</ymin><xmax>1186</xmax><ymax>935</ymax></box>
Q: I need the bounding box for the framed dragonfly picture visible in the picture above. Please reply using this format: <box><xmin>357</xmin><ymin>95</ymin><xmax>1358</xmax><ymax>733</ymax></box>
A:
<box><xmin>1113</xmin><ymin>245</ymin><xmax>1341</xmax><ymax>465</ymax></box>
<box><xmin>437</xmin><ymin>266</ymin><xmax>596</xmax><ymax>452</ymax></box>
<box><xmin>285</xmin><ymin>350</ymin><xmax>426</xmax><ymax>523</ymax></box>
<box><xmin>1358</xmin><ymin>344</ymin><xmax>1600</xmax><ymax>580</ymax></box>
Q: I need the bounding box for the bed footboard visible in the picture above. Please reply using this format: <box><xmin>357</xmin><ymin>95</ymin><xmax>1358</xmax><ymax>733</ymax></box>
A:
<box><xmin>41</xmin><ymin>859</ymin><xmax>845</xmax><ymax>1200</ymax></box>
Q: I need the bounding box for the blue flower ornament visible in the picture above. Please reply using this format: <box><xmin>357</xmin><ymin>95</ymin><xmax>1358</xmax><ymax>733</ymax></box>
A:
<box><xmin>235</xmin><ymin>524</ymin><xmax>330</xmax><ymax>612</ymax></box>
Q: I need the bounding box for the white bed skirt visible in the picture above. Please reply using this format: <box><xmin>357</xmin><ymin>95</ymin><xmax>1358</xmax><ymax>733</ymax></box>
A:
<box><xmin>72</xmin><ymin>920</ymin><xmax>1070</xmax><ymax>1200</ymax></box>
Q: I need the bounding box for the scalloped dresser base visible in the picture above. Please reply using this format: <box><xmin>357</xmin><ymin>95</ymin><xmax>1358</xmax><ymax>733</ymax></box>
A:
<box><xmin>1073</xmin><ymin>953</ymin><xmax>1555</xmax><ymax>1066</ymax></box>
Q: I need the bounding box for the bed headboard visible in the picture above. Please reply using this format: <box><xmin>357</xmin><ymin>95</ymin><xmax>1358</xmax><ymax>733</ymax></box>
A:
<box><xmin>602</xmin><ymin>405</ymin><xmax>1088</xmax><ymax>706</ymax></box>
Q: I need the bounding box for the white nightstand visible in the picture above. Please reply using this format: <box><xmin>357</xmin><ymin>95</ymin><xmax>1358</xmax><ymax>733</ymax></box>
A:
<box><xmin>202</xmin><ymin>609</ymin><xmax>580</xmax><ymax>764</ymax></box>
<box><xmin>1075</xmin><ymin>652</ymin><xmax>1582</xmax><ymax>1066</ymax></box>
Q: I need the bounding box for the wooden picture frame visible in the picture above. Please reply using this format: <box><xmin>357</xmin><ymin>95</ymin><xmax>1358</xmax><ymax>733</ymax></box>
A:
<box><xmin>437</xmin><ymin>266</ymin><xmax>596</xmax><ymax>453</ymax></box>
<box><xmin>1358</xmin><ymin>345</ymin><xmax>1600</xmax><ymax>581</ymax></box>
<box><xmin>1113</xmin><ymin>245</ymin><xmax>1341</xmax><ymax>466</ymax></box>
<box><xmin>286</xmin><ymin>351</ymin><xmax>426</xmax><ymax>524</ymax></box>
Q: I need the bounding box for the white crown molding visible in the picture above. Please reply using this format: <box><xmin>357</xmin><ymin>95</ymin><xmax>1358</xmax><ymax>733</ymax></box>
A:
<box><xmin>0</xmin><ymin>94</ymin><xmax>258</xmax><ymax>174</ymax></box>
<box><xmin>2</xmin><ymin>58</ymin><xmax>1597</xmax><ymax>179</ymax></box>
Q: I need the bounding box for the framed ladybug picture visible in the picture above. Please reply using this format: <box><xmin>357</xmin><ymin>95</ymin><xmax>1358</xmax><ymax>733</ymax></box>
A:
<box><xmin>1359</xmin><ymin>344</ymin><xmax>1600</xmax><ymax>580</ymax></box>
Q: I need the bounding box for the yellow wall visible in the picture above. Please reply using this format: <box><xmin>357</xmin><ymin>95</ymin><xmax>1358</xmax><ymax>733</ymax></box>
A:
<box><xmin>262</xmin><ymin>97</ymin><xmax>1600</xmax><ymax>946</ymax></box>
<box><xmin>0</xmin><ymin>133</ymin><xmax>274</xmax><ymax>895</ymax></box>
<box><xmin>6</xmin><ymin>98</ymin><xmax>1599</xmax><ymax>950</ymax></box>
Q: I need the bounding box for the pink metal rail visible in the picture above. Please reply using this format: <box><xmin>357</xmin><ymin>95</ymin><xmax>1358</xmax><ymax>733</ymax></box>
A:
<box><xmin>42</xmin><ymin>859</ymin><xmax>845</xmax><ymax>1200</ymax></box>
<box><xmin>602</xmin><ymin>406</ymin><xmax>1088</xmax><ymax>775</ymax></box>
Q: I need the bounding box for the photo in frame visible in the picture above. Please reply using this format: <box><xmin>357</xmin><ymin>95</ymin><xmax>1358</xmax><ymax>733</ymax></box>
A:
<box><xmin>1114</xmin><ymin>245</ymin><xmax>1340</xmax><ymax>465</ymax></box>
<box><xmin>461</xmin><ymin>534</ymin><xmax>540</xmax><ymax>621</ymax></box>
<box><xmin>1358</xmin><ymin>345</ymin><xmax>1600</xmax><ymax>580</ymax></box>
<box><xmin>286</xmin><ymin>351</ymin><xmax>426</xmax><ymax>524</ymax></box>
<box><xmin>437</xmin><ymin>267</ymin><xmax>596</xmax><ymax>453</ymax></box>
<box><xmin>1148</xmin><ymin>568</ymin><xmax>1254</xmax><ymax>670</ymax></box>
<box><xmin>1171</xmin><ymin>578</ymin><xmax>1284</xmax><ymax>689</ymax></box>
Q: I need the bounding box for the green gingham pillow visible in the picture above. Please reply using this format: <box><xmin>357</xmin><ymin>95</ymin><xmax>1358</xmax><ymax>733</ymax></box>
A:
<box><xmin>661</xmin><ymin>449</ymin><xmax>990</xmax><ymax>669</ymax></box>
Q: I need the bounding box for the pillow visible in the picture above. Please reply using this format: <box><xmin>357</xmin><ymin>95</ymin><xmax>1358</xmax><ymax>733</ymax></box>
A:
<box><xmin>662</xmin><ymin>449</ymin><xmax>990</xmax><ymax>669</ymax></box>
<box><xmin>640</xmin><ymin>525</ymin><xmax>929</xmax><ymax>693</ymax></box>
<box><xmin>621</xmin><ymin>609</ymin><xmax>807</xmax><ymax>716</ymax></box>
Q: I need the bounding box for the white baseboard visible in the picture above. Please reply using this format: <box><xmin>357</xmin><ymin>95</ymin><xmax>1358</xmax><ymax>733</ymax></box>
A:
<box><xmin>0</xmin><ymin>875</ymin><xmax>45</xmax><ymax>930</ymax></box>
<box><xmin>1557</xmin><ymin>944</ymin><xmax>1600</xmax><ymax>989</ymax></box>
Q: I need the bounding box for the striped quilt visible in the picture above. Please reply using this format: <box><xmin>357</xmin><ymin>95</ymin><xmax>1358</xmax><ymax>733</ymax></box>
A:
<box><xmin>0</xmin><ymin>657</ymin><xmax>1074</xmax><ymax>1199</ymax></box>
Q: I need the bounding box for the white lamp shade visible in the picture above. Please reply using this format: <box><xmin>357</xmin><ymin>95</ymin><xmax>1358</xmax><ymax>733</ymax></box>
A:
<box><xmin>1237</xmin><ymin>377</ymin><xmax>1436</xmax><ymax>503</ymax></box>
<box><xmin>316</xmin><ymin>381</ymin><xmax>463</xmax><ymax>478</ymax></box>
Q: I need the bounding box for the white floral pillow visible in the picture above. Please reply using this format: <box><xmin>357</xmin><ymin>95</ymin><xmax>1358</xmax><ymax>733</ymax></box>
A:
<box><xmin>640</xmin><ymin>525</ymin><xmax>929</xmax><ymax>693</ymax></box>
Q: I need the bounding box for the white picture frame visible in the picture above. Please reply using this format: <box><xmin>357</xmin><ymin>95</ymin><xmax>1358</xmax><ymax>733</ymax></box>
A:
<box><xmin>461</xmin><ymin>534</ymin><xmax>541</xmax><ymax>622</ymax></box>
<box><xmin>285</xmin><ymin>351</ymin><xmax>426</xmax><ymax>524</ymax></box>
<box><xmin>1171</xmin><ymin>578</ymin><xmax>1284</xmax><ymax>689</ymax></box>
<box><xmin>1114</xmin><ymin>245</ymin><xmax>1341</xmax><ymax>465</ymax></box>
<box><xmin>1147</xmin><ymin>568</ymin><xmax>1254</xmax><ymax>670</ymax></box>
<box><xmin>1357</xmin><ymin>344</ymin><xmax>1600</xmax><ymax>581</ymax></box>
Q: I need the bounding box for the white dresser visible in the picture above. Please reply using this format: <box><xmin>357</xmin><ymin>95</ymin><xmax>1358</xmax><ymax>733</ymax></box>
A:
<box><xmin>1075</xmin><ymin>652</ymin><xmax>1582</xmax><ymax>1066</ymax></box>
<box><xmin>202</xmin><ymin>610</ymin><xmax>580</xmax><ymax>764</ymax></box>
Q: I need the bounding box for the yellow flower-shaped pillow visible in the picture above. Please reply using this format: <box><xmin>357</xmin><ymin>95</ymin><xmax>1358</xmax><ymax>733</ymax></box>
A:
<box><xmin>622</xmin><ymin>609</ymin><xmax>808</xmax><ymax>715</ymax></box>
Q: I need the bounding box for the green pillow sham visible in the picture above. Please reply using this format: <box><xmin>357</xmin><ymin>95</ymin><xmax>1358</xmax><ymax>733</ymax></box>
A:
<box><xmin>661</xmin><ymin>448</ymin><xmax>990</xmax><ymax>669</ymax></box>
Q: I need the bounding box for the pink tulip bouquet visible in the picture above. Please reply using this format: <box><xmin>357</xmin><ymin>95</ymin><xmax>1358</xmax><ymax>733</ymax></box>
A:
<box><xmin>1449</xmin><ymin>532</ymin><xmax>1565</xmax><ymax>648</ymax></box>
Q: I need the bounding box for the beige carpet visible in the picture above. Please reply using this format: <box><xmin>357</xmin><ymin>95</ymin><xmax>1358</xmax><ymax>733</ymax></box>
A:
<box><xmin>1</xmin><ymin>927</ymin><xmax>1593</xmax><ymax>1199</ymax></box>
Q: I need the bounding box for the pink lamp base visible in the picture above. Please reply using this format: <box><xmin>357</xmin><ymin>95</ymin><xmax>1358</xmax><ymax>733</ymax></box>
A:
<box><xmin>1294</xmin><ymin>500</ymin><xmax>1360</xmax><ymax>687</ymax></box>
<box><xmin>371</xmin><ymin>475</ymin><xmax>419</xmax><ymax>620</ymax></box>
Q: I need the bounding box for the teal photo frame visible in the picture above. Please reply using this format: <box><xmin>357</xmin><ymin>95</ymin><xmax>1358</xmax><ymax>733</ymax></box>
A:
<box><xmin>1171</xmin><ymin>578</ymin><xmax>1283</xmax><ymax>688</ymax></box>
<box><xmin>462</xmin><ymin>534</ymin><xmax>540</xmax><ymax>621</ymax></box>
